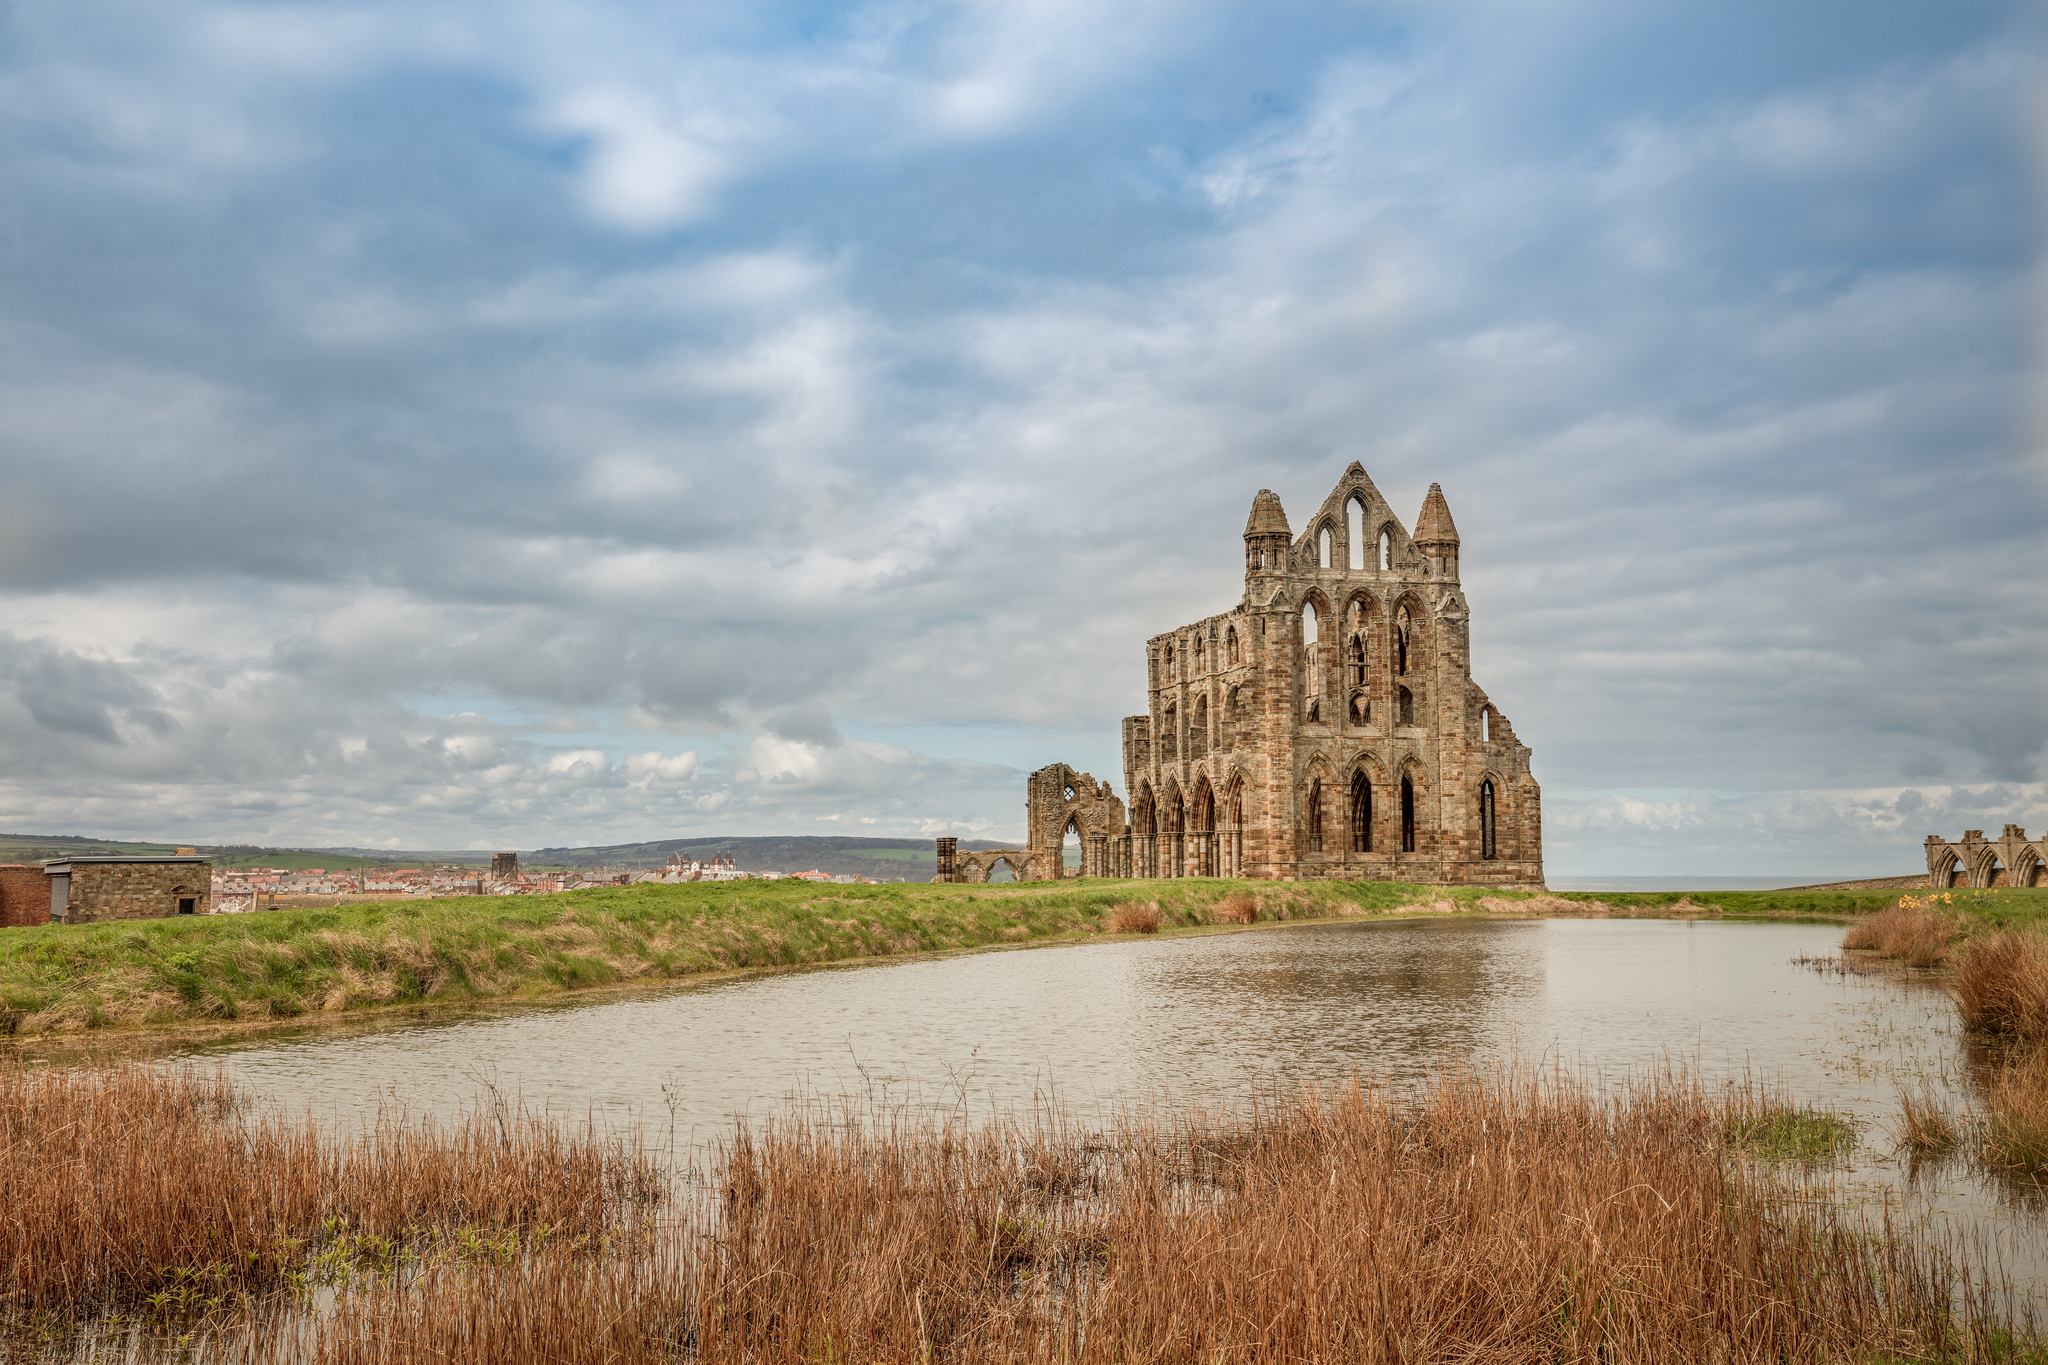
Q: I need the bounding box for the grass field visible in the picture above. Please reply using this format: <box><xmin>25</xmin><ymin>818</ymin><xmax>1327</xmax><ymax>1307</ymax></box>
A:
<box><xmin>4</xmin><ymin>877</ymin><xmax>2044</xmax><ymax>1040</ymax></box>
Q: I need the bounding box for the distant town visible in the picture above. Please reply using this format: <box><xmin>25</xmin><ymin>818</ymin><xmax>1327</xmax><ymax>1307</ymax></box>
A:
<box><xmin>209</xmin><ymin>851</ymin><xmax>887</xmax><ymax>912</ymax></box>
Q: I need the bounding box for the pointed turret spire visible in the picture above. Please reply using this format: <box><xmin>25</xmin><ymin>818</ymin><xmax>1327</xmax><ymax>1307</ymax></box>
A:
<box><xmin>1244</xmin><ymin>489</ymin><xmax>1291</xmax><ymax>538</ymax></box>
<box><xmin>1244</xmin><ymin>489</ymin><xmax>1290</xmax><ymax>579</ymax></box>
<box><xmin>1414</xmin><ymin>483</ymin><xmax>1459</xmax><ymax>545</ymax></box>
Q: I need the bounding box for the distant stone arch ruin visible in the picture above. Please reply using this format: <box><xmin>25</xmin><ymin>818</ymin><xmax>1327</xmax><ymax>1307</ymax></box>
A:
<box><xmin>1927</xmin><ymin>827</ymin><xmax>2046</xmax><ymax>889</ymax></box>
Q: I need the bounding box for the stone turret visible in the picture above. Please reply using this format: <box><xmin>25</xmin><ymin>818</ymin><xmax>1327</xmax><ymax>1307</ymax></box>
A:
<box><xmin>1413</xmin><ymin>482</ymin><xmax>1460</xmax><ymax>580</ymax></box>
<box><xmin>1245</xmin><ymin>489</ymin><xmax>1291</xmax><ymax>583</ymax></box>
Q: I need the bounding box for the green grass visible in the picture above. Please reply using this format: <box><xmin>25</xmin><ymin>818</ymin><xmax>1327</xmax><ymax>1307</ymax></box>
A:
<box><xmin>1721</xmin><ymin>1103</ymin><xmax>1859</xmax><ymax>1165</ymax></box>
<box><xmin>4</xmin><ymin>879</ymin><xmax>2043</xmax><ymax>1040</ymax></box>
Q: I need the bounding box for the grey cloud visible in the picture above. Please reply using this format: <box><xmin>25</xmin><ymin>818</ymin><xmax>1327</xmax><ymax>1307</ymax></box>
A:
<box><xmin>0</xmin><ymin>0</ymin><xmax>2040</xmax><ymax>864</ymax></box>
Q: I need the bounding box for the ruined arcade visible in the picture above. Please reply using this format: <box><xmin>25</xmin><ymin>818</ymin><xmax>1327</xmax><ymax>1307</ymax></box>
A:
<box><xmin>939</xmin><ymin>464</ymin><xmax>1543</xmax><ymax>888</ymax></box>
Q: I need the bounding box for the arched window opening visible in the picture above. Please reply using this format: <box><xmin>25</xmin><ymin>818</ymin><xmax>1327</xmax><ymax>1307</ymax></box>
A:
<box><xmin>988</xmin><ymin>857</ymin><xmax>1016</xmax><ymax>884</ymax></box>
<box><xmin>1394</xmin><ymin>609</ymin><xmax>1410</xmax><ymax>675</ymax></box>
<box><xmin>1318</xmin><ymin>526</ymin><xmax>1333</xmax><ymax>569</ymax></box>
<box><xmin>2026</xmin><ymin>857</ymin><xmax>2046</xmax><ymax>888</ymax></box>
<box><xmin>1307</xmin><ymin>778</ymin><xmax>1324</xmax><ymax>854</ymax></box>
<box><xmin>1062</xmin><ymin>819</ymin><xmax>1082</xmax><ymax>876</ymax></box>
<box><xmin>1226</xmin><ymin>626</ymin><xmax>1240</xmax><ymax>665</ymax></box>
<box><xmin>1347</xmin><ymin>496</ymin><xmax>1366</xmax><ymax>570</ymax></box>
<box><xmin>1303</xmin><ymin>601</ymin><xmax>1319</xmax><ymax>644</ymax></box>
<box><xmin>1398</xmin><ymin>687</ymin><xmax>1415</xmax><ymax>726</ymax></box>
<box><xmin>1191</xmin><ymin>696</ymin><xmax>1209</xmax><ymax>758</ymax></box>
<box><xmin>1351</xmin><ymin>773</ymin><xmax>1372</xmax><ymax>853</ymax></box>
<box><xmin>1161</xmin><ymin>702</ymin><xmax>1178</xmax><ymax>761</ymax></box>
<box><xmin>1377</xmin><ymin>528</ymin><xmax>1392</xmax><ymax>571</ymax></box>
<box><xmin>1193</xmin><ymin>638</ymin><xmax>1204</xmax><ymax>674</ymax></box>
<box><xmin>1401</xmin><ymin>776</ymin><xmax>1417</xmax><ymax>853</ymax></box>
<box><xmin>1988</xmin><ymin>858</ymin><xmax>2009</xmax><ymax>888</ymax></box>
<box><xmin>1481</xmin><ymin>709</ymin><xmax>1491</xmax><ymax>742</ymax></box>
<box><xmin>1162</xmin><ymin>642</ymin><xmax>1174</xmax><ymax>678</ymax></box>
<box><xmin>1348</xmin><ymin>633</ymin><xmax>1365</xmax><ymax>687</ymax></box>
<box><xmin>1480</xmin><ymin>779</ymin><xmax>1497</xmax><ymax>860</ymax></box>
<box><xmin>1305</xmin><ymin>697</ymin><xmax>1321</xmax><ymax>724</ymax></box>
<box><xmin>1944</xmin><ymin>855</ymin><xmax>1964</xmax><ymax>888</ymax></box>
<box><xmin>1350</xmin><ymin>692</ymin><xmax>1368</xmax><ymax>724</ymax></box>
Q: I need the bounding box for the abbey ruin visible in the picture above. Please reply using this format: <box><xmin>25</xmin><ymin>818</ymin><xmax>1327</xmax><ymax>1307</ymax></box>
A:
<box><xmin>938</xmin><ymin>464</ymin><xmax>1543</xmax><ymax>888</ymax></box>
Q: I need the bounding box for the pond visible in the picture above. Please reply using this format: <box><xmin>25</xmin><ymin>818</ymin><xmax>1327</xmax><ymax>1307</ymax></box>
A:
<box><xmin>172</xmin><ymin>918</ymin><xmax>1987</xmax><ymax>1189</ymax></box>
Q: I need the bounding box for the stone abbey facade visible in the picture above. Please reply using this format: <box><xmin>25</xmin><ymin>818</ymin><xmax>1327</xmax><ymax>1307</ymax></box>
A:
<box><xmin>938</xmin><ymin>464</ymin><xmax>1543</xmax><ymax>887</ymax></box>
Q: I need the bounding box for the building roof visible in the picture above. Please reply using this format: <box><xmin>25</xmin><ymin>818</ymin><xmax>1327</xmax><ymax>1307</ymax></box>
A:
<box><xmin>1414</xmin><ymin>482</ymin><xmax>1460</xmax><ymax>544</ymax></box>
<box><xmin>41</xmin><ymin>855</ymin><xmax>211</xmax><ymax>869</ymax></box>
<box><xmin>1244</xmin><ymin>489</ymin><xmax>1291</xmax><ymax>537</ymax></box>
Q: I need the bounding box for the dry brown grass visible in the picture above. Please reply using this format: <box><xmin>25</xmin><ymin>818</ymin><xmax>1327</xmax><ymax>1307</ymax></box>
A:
<box><xmin>4</xmin><ymin>1062</ymin><xmax>2028</xmax><ymax>1362</ymax></box>
<box><xmin>1841</xmin><ymin>897</ymin><xmax>1960</xmax><ymax>967</ymax></box>
<box><xmin>0</xmin><ymin>1062</ymin><xmax>658</xmax><ymax>1320</ymax></box>
<box><xmin>1107</xmin><ymin>900</ymin><xmax>1161</xmax><ymax>934</ymax></box>
<box><xmin>679</xmin><ymin>1070</ymin><xmax>1974</xmax><ymax>1363</ymax></box>
<box><xmin>1210</xmin><ymin>893</ymin><xmax>1259</xmax><ymax>924</ymax></box>
<box><xmin>1955</xmin><ymin>929</ymin><xmax>2048</xmax><ymax>1040</ymax></box>
<box><xmin>1896</xmin><ymin>1086</ymin><xmax>1964</xmax><ymax>1159</ymax></box>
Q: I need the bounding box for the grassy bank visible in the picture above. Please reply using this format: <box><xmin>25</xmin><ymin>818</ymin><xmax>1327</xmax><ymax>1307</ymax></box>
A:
<box><xmin>3</xmin><ymin>1061</ymin><xmax>2020</xmax><ymax>1362</ymax></box>
<box><xmin>6</xmin><ymin>878</ymin><xmax>2039</xmax><ymax>1040</ymax></box>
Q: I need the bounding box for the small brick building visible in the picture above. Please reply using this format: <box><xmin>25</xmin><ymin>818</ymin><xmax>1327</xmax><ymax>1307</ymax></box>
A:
<box><xmin>43</xmin><ymin>856</ymin><xmax>213</xmax><ymax>925</ymax></box>
<box><xmin>0</xmin><ymin>865</ymin><xmax>50</xmax><ymax>928</ymax></box>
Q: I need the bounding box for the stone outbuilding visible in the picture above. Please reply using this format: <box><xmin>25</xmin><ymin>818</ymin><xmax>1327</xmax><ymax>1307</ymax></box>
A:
<box><xmin>42</xmin><ymin>855</ymin><xmax>213</xmax><ymax>925</ymax></box>
<box><xmin>1926</xmin><ymin>827</ymin><xmax>2045</xmax><ymax>888</ymax></box>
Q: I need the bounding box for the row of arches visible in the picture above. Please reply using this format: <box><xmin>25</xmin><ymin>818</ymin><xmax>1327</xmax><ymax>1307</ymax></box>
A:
<box><xmin>1933</xmin><ymin>846</ymin><xmax>2046</xmax><ymax>888</ymax></box>
<box><xmin>1311</xmin><ymin>494</ymin><xmax>1398</xmax><ymax>573</ymax></box>
<box><xmin>1132</xmin><ymin>765</ymin><xmax>1517</xmax><ymax>875</ymax></box>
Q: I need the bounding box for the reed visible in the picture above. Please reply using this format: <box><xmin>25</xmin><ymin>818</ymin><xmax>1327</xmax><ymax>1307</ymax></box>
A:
<box><xmin>1897</xmin><ymin>1086</ymin><xmax>1964</xmax><ymax>1159</ymax></box>
<box><xmin>1107</xmin><ymin>900</ymin><xmax>1161</xmax><ymax>934</ymax></box>
<box><xmin>0</xmin><ymin>1061</ymin><xmax>658</xmax><ymax>1322</ymax></box>
<box><xmin>684</xmin><ymin>1069</ymin><xmax>1973</xmax><ymax>1363</ymax></box>
<box><xmin>8</xmin><ymin>1060</ymin><xmax>2033</xmax><ymax>1362</ymax></box>
<box><xmin>1955</xmin><ymin>930</ymin><xmax>2048</xmax><ymax>1041</ymax></box>
<box><xmin>1842</xmin><ymin>896</ymin><xmax>1961</xmax><ymax>967</ymax></box>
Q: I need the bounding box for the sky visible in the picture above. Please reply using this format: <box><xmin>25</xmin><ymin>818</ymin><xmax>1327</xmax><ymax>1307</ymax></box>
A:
<box><xmin>0</xmin><ymin>0</ymin><xmax>2043</xmax><ymax>875</ymax></box>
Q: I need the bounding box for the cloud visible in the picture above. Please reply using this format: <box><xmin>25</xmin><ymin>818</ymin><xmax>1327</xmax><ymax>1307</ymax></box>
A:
<box><xmin>0</xmin><ymin>0</ymin><xmax>2040</xmax><ymax>868</ymax></box>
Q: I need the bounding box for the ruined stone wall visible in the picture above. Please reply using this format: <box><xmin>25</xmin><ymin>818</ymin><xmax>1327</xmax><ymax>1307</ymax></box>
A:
<box><xmin>64</xmin><ymin>862</ymin><xmax>213</xmax><ymax>924</ymax></box>
<box><xmin>1927</xmin><ymin>827</ymin><xmax>2045</xmax><ymax>888</ymax></box>
<box><xmin>0</xmin><ymin>866</ymin><xmax>48</xmax><ymax>928</ymax></box>
<box><xmin>1121</xmin><ymin>464</ymin><xmax>1543</xmax><ymax>888</ymax></box>
<box><xmin>937</xmin><ymin>764</ymin><xmax>1129</xmax><ymax>883</ymax></box>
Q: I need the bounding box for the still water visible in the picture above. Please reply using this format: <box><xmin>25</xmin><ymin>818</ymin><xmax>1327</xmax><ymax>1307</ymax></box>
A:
<box><xmin>170</xmin><ymin>915</ymin><xmax>2048</xmax><ymax>1293</ymax></box>
<box><xmin>177</xmin><ymin>917</ymin><xmax>1946</xmax><ymax>1135</ymax></box>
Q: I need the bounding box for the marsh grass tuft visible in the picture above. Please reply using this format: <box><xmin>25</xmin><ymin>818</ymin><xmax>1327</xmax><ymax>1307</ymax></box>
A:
<box><xmin>1957</xmin><ymin>930</ymin><xmax>2048</xmax><ymax>1041</ymax></box>
<box><xmin>1720</xmin><ymin>1098</ymin><xmax>1859</xmax><ymax>1165</ymax></box>
<box><xmin>1107</xmin><ymin>900</ymin><xmax>1161</xmax><ymax>934</ymax></box>
<box><xmin>1896</xmin><ymin>1086</ymin><xmax>1964</xmax><ymax>1160</ymax></box>
<box><xmin>1211</xmin><ymin>893</ymin><xmax>1259</xmax><ymax>925</ymax></box>
<box><xmin>1843</xmin><ymin>896</ymin><xmax>1961</xmax><ymax>967</ymax></box>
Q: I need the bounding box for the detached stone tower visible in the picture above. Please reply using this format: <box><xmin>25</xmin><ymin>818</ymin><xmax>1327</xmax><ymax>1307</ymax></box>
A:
<box><xmin>1119</xmin><ymin>463</ymin><xmax>1542</xmax><ymax>887</ymax></box>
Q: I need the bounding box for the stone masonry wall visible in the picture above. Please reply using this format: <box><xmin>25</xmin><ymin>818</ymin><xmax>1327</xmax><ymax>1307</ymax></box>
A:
<box><xmin>0</xmin><ymin>866</ymin><xmax>48</xmax><ymax>928</ymax></box>
<box><xmin>65</xmin><ymin>862</ymin><xmax>213</xmax><ymax>924</ymax></box>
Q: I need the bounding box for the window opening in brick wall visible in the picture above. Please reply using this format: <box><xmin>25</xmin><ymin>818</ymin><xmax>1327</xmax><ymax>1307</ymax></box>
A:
<box><xmin>1347</xmin><ymin>496</ymin><xmax>1365</xmax><ymax>570</ymax></box>
<box><xmin>1350</xmin><ymin>692</ymin><xmax>1368</xmax><ymax>724</ymax></box>
<box><xmin>1378</xmin><ymin>528</ymin><xmax>1392</xmax><ymax>571</ymax></box>
<box><xmin>1348</xmin><ymin>634</ymin><xmax>1365</xmax><ymax>687</ymax></box>
<box><xmin>1302</xmin><ymin>601</ymin><xmax>1318</xmax><ymax>644</ymax></box>
<box><xmin>1191</xmin><ymin>696</ymin><xmax>1209</xmax><ymax>758</ymax></box>
<box><xmin>1401</xmin><ymin>776</ymin><xmax>1417</xmax><ymax>853</ymax></box>
<box><xmin>1227</xmin><ymin>626</ymin><xmax>1240</xmax><ymax>664</ymax></box>
<box><xmin>1398</xmin><ymin>687</ymin><xmax>1415</xmax><ymax>726</ymax></box>
<box><xmin>1480</xmin><ymin>779</ymin><xmax>1497</xmax><ymax>860</ymax></box>
<box><xmin>1162</xmin><ymin>703</ymin><xmax>1178</xmax><ymax>761</ymax></box>
<box><xmin>1062</xmin><ymin>819</ymin><xmax>1082</xmax><ymax>875</ymax></box>
<box><xmin>1481</xmin><ymin>709</ymin><xmax>1491</xmax><ymax>742</ymax></box>
<box><xmin>1318</xmin><ymin>526</ymin><xmax>1332</xmax><ymax>568</ymax></box>
<box><xmin>1307</xmin><ymin>778</ymin><xmax>1323</xmax><ymax>853</ymax></box>
<box><xmin>1351</xmin><ymin>773</ymin><xmax>1372</xmax><ymax>852</ymax></box>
